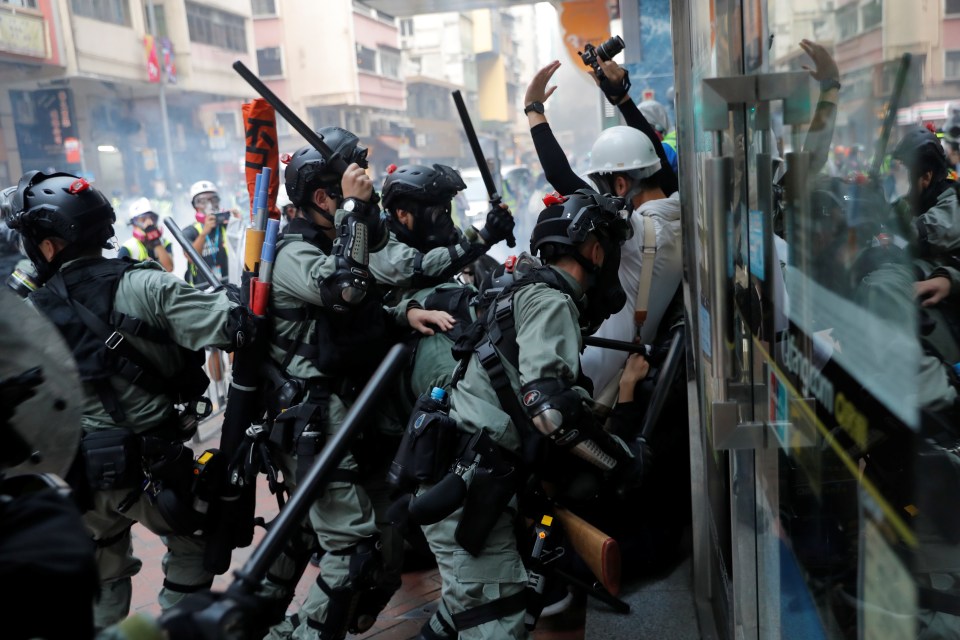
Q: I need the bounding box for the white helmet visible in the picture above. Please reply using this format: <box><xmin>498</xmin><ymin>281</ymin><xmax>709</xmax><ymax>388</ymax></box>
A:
<box><xmin>189</xmin><ymin>180</ymin><xmax>218</xmax><ymax>204</ymax></box>
<box><xmin>127</xmin><ymin>197</ymin><xmax>154</xmax><ymax>222</ymax></box>
<box><xmin>587</xmin><ymin>126</ymin><xmax>661</xmax><ymax>180</ymax></box>
<box><xmin>638</xmin><ymin>100</ymin><xmax>670</xmax><ymax>136</ymax></box>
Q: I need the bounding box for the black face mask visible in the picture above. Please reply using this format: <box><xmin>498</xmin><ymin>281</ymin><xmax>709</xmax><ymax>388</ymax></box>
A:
<box><xmin>578</xmin><ymin>235</ymin><xmax>627</xmax><ymax>335</ymax></box>
<box><xmin>390</xmin><ymin>202</ymin><xmax>458</xmax><ymax>253</ymax></box>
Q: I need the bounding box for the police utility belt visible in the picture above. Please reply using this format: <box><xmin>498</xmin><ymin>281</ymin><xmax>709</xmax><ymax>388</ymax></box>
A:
<box><xmin>387</xmin><ymin>388</ymin><xmax>522</xmax><ymax>558</ymax></box>
<box><xmin>259</xmin><ymin>360</ymin><xmax>368</xmax><ymax>488</ymax></box>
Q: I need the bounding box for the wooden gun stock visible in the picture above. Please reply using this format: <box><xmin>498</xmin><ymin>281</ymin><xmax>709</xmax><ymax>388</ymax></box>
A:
<box><xmin>554</xmin><ymin>506</ymin><xmax>621</xmax><ymax>596</ymax></box>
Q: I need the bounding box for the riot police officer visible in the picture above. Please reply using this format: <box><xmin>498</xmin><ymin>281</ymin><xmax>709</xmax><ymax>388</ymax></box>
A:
<box><xmin>371</xmin><ymin>162</ymin><xmax>515</xmax><ymax>299</ymax></box>
<box><xmin>412</xmin><ymin>191</ymin><xmax>645</xmax><ymax>639</ymax></box>
<box><xmin>892</xmin><ymin>126</ymin><xmax>960</xmax><ymax>262</ymax></box>
<box><xmin>4</xmin><ymin>170</ymin><xmax>257</xmax><ymax>632</ymax></box>
<box><xmin>258</xmin><ymin>129</ymin><xmax>449</xmax><ymax>640</ymax></box>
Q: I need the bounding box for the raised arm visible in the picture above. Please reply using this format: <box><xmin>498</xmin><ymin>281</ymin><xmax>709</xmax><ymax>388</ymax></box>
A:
<box><xmin>594</xmin><ymin>59</ymin><xmax>679</xmax><ymax>196</ymax></box>
<box><xmin>525</xmin><ymin>61</ymin><xmax>592</xmax><ymax>195</ymax></box>
<box><xmin>798</xmin><ymin>39</ymin><xmax>840</xmax><ymax>177</ymax></box>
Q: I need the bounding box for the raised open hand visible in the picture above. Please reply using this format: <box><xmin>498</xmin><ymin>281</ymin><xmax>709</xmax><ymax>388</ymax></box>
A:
<box><xmin>525</xmin><ymin>60</ymin><xmax>561</xmax><ymax>106</ymax></box>
<box><xmin>800</xmin><ymin>39</ymin><xmax>839</xmax><ymax>83</ymax></box>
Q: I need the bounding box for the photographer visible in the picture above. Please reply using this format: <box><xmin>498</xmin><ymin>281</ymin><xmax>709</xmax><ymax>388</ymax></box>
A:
<box><xmin>524</xmin><ymin>53</ymin><xmax>683</xmax><ymax>396</ymax></box>
<box><xmin>181</xmin><ymin>180</ymin><xmax>235</xmax><ymax>289</ymax></box>
<box><xmin>118</xmin><ymin>198</ymin><xmax>173</xmax><ymax>272</ymax></box>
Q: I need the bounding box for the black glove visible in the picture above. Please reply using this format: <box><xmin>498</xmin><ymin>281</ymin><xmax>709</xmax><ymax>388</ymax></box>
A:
<box><xmin>228</xmin><ymin>305</ymin><xmax>264</xmax><ymax>351</ymax></box>
<box><xmin>614</xmin><ymin>437</ymin><xmax>653</xmax><ymax>498</ymax></box>
<box><xmin>599</xmin><ymin>67</ymin><xmax>632</xmax><ymax>106</ymax></box>
<box><xmin>221</xmin><ymin>282</ymin><xmax>241</xmax><ymax>303</ymax></box>
<box><xmin>479</xmin><ymin>203</ymin><xmax>516</xmax><ymax>248</ymax></box>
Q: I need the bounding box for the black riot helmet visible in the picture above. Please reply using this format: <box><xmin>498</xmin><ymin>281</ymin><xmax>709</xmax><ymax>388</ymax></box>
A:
<box><xmin>893</xmin><ymin>127</ymin><xmax>951</xmax><ymax>215</ymax></box>
<box><xmin>893</xmin><ymin>127</ymin><xmax>948</xmax><ymax>182</ymax></box>
<box><xmin>382</xmin><ymin>163</ymin><xmax>466</xmax><ymax>251</ymax></box>
<box><xmin>5</xmin><ymin>171</ymin><xmax>115</xmax><ymax>283</ymax></box>
<box><xmin>284</xmin><ymin>126</ymin><xmax>369</xmax><ymax>208</ymax></box>
<box><xmin>531</xmin><ymin>189</ymin><xmax>632</xmax><ymax>334</ymax></box>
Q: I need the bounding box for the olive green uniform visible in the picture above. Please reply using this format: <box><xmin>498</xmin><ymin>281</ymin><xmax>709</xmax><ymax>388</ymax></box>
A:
<box><xmin>53</xmin><ymin>260</ymin><xmax>239</xmax><ymax>631</ymax></box>
<box><xmin>260</xmin><ymin>210</ymin><xmax>414</xmax><ymax>640</ymax></box>
<box><xmin>368</xmin><ymin>234</ymin><xmax>486</xmax><ymax>617</ymax></box>
<box><xmin>421</xmin><ymin>267</ymin><xmax>587</xmax><ymax>639</ymax></box>
<box><xmin>369</xmin><ymin>230</ymin><xmax>487</xmax><ymax>302</ymax></box>
<box><xmin>916</xmin><ymin>186</ymin><xmax>960</xmax><ymax>260</ymax></box>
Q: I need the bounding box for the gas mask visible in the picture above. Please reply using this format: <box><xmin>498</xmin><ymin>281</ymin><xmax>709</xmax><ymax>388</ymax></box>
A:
<box><xmin>391</xmin><ymin>201</ymin><xmax>458</xmax><ymax>253</ymax></box>
<box><xmin>579</xmin><ymin>232</ymin><xmax>627</xmax><ymax>335</ymax></box>
<box><xmin>566</xmin><ymin>192</ymin><xmax>631</xmax><ymax>335</ymax></box>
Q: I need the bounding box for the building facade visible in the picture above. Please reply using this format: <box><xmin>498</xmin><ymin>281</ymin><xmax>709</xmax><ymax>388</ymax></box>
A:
<box><xmin>0</xmin><ymin>0</ymin><xmax>258</xmax><ymax>203</ymax></box>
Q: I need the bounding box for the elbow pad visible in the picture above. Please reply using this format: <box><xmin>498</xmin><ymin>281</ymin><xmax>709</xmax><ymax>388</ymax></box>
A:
<box><xmin>520</xmin><ymin>378</ymin><xmax>632</xmax><ymax>471</ymax></box>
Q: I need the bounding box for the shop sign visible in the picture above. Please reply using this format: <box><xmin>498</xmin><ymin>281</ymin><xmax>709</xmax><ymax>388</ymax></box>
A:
<box><xmin>0</xmin><ymin>10</ymin><xmax>47</xmax><ymax>58</ymax></box>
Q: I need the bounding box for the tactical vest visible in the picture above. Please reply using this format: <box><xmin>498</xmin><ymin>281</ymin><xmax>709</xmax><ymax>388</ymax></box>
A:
<box><xmin>453</xmin><ymin>265</ymin><xmax>584</xmax><ymax>403</ymax></box>
<box><xmin>421</xmin><ymin>283</ymin><xmax>478</xmax><ymax>343</ymax></box>
<box><xmin>450</xmin><ymin>265</ymin><xmax>590</xmax><ymax>471</ymax></box>
<box><xmin>271</xmin><ymin>229</ymin><xmax>396</xmax><ymax>382</ymax></box>
<box><xmin>30</xmin><ymin>258</ymin><xmax>209</xmax><ymax>423</ymax></box>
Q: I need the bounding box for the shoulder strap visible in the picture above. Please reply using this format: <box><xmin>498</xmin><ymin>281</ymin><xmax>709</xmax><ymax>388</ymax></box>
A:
<box><xmin>468</xmin><ymin>268</ymin><xmax>576</xmax><ymax>431</ymax></box>
<box><xmin>634</xmin><ymin>215</ymin><xmax>657</xmax><ymax>331</ymax></box>
<box><xmin>46</xmin><ymin>273</ymin><xmax>181</xmax><ymax>422</ymax></box>
<box><xmin>475</xmin><ymin>337</ymin><xmax>532</xmax><ymax>435</ymax></box>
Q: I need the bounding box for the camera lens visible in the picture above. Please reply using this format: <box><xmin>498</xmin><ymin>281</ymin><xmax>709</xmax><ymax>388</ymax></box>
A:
<box><xmin>596</xmin><ymin>35</ymin><xmax>625</xmax><ymax>62</ymax></box>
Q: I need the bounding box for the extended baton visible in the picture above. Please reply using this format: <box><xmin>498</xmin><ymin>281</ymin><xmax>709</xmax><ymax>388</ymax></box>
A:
<box><xmin>227</xmin><ymin>343</ymin><xmax>411</xmax><ymax>593</ymax></box>
<box><xmin>870</xmin><ymin>53</ymin><xmax>912</xmax><ymax>181</ymax></box>
<box><xmin>582</xmin><ymin>335</ymin><xmax>650</xmax><ymax>355</ymax></box>
<box><xmin>451</xmin><ymin>90</ymin><xmax>516</xmax><ymax>247</ymax></box>
<box><xmin>638</xmin><ymin>330</ymin><xmax>684</xmax><ymax>440</ymax></box>
<box><xmin>233</xmin><ymin>61</ymin><xmax>347</xmax><ymax>176</ymax></box>
<box><xmin>163</xmin><ymin>218</ymin><xmax>224</xmax><ymax>292</ymax></box>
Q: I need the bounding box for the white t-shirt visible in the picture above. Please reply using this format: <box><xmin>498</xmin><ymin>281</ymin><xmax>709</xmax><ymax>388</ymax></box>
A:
<box><xmin>581</xmin><ymin>192</ymin><xmax>683</xmax><ymax>396</ymax></box>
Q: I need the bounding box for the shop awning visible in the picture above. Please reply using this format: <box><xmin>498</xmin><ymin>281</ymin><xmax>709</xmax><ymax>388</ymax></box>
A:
<box><xmin>898</xmin><ymin>100</ymin><xmax>956</xmax><ymax>124</ymax></box>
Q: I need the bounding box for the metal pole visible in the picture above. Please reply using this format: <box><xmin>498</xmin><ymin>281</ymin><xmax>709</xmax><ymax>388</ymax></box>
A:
<box><xmin>145</xmin><ymin>0</ymin><xmax>177</xmax><ymax>189</ymax></box>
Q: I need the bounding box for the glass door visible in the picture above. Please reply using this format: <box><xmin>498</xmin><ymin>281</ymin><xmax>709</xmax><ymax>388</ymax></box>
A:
<box><xmin>673</xmin><ymin>1</ymin><xmax>958</xmax><ymax>638</ymax></box>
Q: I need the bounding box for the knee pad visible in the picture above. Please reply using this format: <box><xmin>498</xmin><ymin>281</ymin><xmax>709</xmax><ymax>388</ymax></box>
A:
<box><xmin>311</xmin><ymin>537</ymin><xmax>389</xmax><ymax>639</ymax></box>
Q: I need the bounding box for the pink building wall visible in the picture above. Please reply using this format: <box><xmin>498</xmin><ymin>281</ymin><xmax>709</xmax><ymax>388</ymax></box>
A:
<box><xmin>353</xmin><ymin>12</ymin><xmax>404</xmax><ymax>110</ymax></box>
<box><xmin>40</xmin><ymin>0</ymin><xmax>61</xmax><ymax>66</ymax></box>
<box><xmin>251</xmin><ymin>17</ymin><xmax>289</xmax><ymax>103</ymax></box>
<box><xmin>944</xmin><ymin>18</ymin><xmax>960</xmax><ymax>52</ymax></box>
<box><xmin>835</xmin><ymin>28</ymin><xmax>883</xmax><ymax>75</ymax></box>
